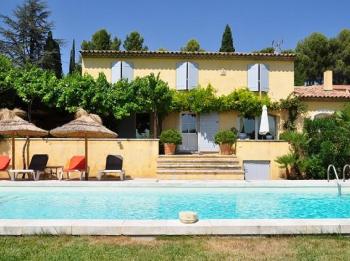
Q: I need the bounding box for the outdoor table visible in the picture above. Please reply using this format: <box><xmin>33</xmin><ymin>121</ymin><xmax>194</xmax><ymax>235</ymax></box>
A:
<box><xmin>45</xmin><ymin>165</ymin><xmax>64</xmax><ymax>180</ymax></box>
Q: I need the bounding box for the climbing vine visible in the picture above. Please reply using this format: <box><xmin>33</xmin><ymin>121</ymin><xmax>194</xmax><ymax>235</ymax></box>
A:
<box><xmin>279</xmin><ymin>94</ymin><xmax>307</xmax><ymax>131</ymax></box>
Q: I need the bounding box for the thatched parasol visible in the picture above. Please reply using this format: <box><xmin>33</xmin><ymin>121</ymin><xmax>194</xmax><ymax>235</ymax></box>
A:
<box><xmin>0</xmin><ymin>108</ymin><xmax>48</xmax><ymax>169</ymax></box>
<box><xmin>50</xmin><ymin>109</ymin><xmax>118</xmax><ymax>180</ymax></box>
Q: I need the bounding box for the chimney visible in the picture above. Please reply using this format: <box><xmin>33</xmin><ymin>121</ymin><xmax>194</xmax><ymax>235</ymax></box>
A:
<box><xmin>323</xmin><ymin>70</ymin><xmax>333</xmax><ymax>91</ymax></box>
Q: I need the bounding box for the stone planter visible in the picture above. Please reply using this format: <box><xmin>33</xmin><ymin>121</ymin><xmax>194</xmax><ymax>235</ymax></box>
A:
<box><xmin>219</xmin><ymin>143</ymin><xmax>233</xmax><ymax>155</ymax></box>
<box><xmin>238</xmin><ymin>133</ymin><xmax>247</xmax><ymax>140</ymax></box>
<box><xmin>164</xmin><ymin>143</ymin><xmax>176</xmax><ymax>155</ymax></box>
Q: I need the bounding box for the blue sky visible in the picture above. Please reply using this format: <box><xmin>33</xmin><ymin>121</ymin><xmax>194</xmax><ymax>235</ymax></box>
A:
<box><xmin>1</xmin><ymin>0</ymin><xmax>349</xmax><ymax>74</ymax></box>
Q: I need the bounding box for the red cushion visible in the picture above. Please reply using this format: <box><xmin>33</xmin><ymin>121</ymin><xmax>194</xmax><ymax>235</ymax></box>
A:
<box><xmin>67</xmin><ymin>156</ymin><xmax>86</xmax><ymax>171</ymax></box>
<box><xmin>0</xmin><ymin>156</ymin><xmax>10</xmax><ymax>170</ymax></box>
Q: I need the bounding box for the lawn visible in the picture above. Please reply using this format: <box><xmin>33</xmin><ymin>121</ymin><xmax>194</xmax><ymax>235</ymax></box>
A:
<box><xmin>0</xmin><ymin>235</ymin><xmax>349</xmax><ymax>260</ymax></box>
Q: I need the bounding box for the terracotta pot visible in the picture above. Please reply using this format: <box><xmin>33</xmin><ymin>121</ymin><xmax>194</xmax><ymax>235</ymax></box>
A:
<box><xmin>164</xmin><ymin>143</ymin><xmax>176</xmax><ymax>155</ymax></box>
<box><xmin>219</xmin><ymin>143</ymin><xmax>233</xmax><ymax>155</ymax></box>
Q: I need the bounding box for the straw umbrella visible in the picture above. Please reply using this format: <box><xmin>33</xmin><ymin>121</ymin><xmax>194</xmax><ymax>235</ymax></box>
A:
<box><xmin>0</xmin><ymin>108</ymin><xmax>48</xmax><ymax>169</ymax></box>
<box><xmin>50</xmin><ymin>109</ymin><xmax>118</xmax><ymax>180</ymax></box>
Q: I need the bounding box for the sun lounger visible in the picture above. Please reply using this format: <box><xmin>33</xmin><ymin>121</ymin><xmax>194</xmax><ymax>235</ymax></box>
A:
<box><xmin>58</xmin><ymin>155</ymin><xmax>87</xmax><ymax>180</ymax></box>
<box><xmin>0</xmin><ymin>156</ymin><xmax>11</xmax><ymax>176</ymax></box>
<box><xmin>97</xmin><ymin>155</ymin><xmax>125</xmax><ymax>181</ymax></box>
<box><xmin>8</xmin><ymin>154</ymin><xmax>48</xmax><ymax>181</ymax></box>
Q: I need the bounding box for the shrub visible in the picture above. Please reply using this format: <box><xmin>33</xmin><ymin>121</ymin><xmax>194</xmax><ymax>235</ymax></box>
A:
<box><xmin>214</xmin><ymin>130</ymin><xmax>237</xmax><ymax>145</ymax></box>
<box><xmin>159</xmin><ymin>129</ymin><xmax>182</xmax><ymax>145</ymax></box>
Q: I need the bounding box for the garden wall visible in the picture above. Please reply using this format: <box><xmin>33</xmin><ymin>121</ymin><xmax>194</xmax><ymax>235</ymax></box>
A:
<box><xmin>0</xmin><ymin>138</ymin><xmax>159</xmax><ymax>179</ymax></box>
<box><xmin>236</xmin><ymin>140</ymin><xmax>290</xmax><ymax>179</ymax></box>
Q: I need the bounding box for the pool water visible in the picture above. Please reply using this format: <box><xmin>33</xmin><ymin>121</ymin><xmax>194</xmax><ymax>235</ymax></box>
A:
<box><xmin>0</xmin><ymin>187</ymin><xmax>350</xmax><ymax>219</ymax></box>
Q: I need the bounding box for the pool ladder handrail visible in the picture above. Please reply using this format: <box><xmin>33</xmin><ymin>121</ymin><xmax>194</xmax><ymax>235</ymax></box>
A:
<box><xmin>342</xmin><ymin>164</ymin><xmax>350</xmax><ymax>182</ymax></box>
<box><xmin>327</xmin><ymin>164</ymin><xmax>342</xmax><ymax>195</ymax></box>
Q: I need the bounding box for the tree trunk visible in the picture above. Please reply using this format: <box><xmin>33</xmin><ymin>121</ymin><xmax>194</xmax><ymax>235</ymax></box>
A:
<box><xmin>22</xmin><ymin>101</ymin><xmax>33</xmax><ymax>175</ymax></box>
<box><xmin>152</xmin><ymin>111</ymin><xmax>158</xmax><ymax>138</ymax></box>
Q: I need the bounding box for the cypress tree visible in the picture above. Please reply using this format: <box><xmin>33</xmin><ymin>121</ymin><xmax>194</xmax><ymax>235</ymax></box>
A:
<box><xmin>219</xmin><ymin>25</ymin><xmax>235</xmax><ymax>52</ymax></box>
<box><xmin>40</xmin><ymin>31</ymin><xmax>62</xmax><ymax>78</ymax></box>
<box><xmin>69</xmin><ymin>40</ymin><xmax>75</xmax><ymax>74</ymax></box>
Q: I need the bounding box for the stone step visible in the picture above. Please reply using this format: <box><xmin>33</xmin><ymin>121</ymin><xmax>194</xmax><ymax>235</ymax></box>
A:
<box><xmin>157</xmin><ymin>163</ymin><xmax>242</xmax><ymax>169</ymax></box>
<box><xmin>157</xmin><ymin>174</ymin><xmax>244</xmax><ymax>180</ymax></box>
<box><xmin>157</xmin><ymin>169</ymin><xmax>244</xmax><ymax>175</ymax></box>
<box><xmin>158</xmin><ymin>158</ymin><xmax>238</xmax><ymax>162</ymax></box>
<box><xmin>157</xmin><ymin>160</ymin><xmax>240</xmax><ymax>165</ymax></box>
<box><xmin>158</xmin><ymin>154</ymin><xmax>237</xmax><ymax>159</ymax></box>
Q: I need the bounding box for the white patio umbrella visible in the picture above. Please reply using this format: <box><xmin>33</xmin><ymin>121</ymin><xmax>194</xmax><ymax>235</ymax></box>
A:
<box><xmin>259</xmin><ymin>105</ymin><xmax>270</xmax><ymax>136</ymax></box>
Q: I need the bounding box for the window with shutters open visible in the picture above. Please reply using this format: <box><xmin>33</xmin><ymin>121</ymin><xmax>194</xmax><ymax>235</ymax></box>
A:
<box><xmin>111</xmin><ymin>61</ymin><xmax>133</xmax><ymax>83</ymax></box>
<box><xmin>247</xmin><ymin>64</ymin><xmax>269</xmax><ymax>92</ymax></box>
<box><xmin>176</xmin><ymin>61</ymin><xmax>198</xmax><ymax>90</ymax></box>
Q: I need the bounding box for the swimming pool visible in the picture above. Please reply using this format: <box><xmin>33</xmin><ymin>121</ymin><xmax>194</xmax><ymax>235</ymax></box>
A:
<box><xmin>1</xmin><ymin>185</ymin><xmax>350</xmax><ymax>220</ymax></box>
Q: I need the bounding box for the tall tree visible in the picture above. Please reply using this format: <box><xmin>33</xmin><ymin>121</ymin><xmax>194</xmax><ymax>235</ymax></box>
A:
<box><xmin>254</xmin><ymin>47</ymin><xmax>275</xmax><ymax>53</ymax></box>
<box><xmin>69</xmin><ymin>40</ymin><xmax>76</xmax><ymax>74</ymax></box>
<box><xmin>219</xmin><ymin>25</ymin><xmax>235</xmax><ymax>52</ymax></box>
<box><xmin>0</xmin><ymin>0</ymin><xmax>53</xmax><ymax>66</ymax></box>
<box><xmin>81</xmin><ymin>29</ymin><xmax>121</xmax><ymax>50</ymax></box>
<box><xmin>181</xmin><ymin>39</ymin><xmax>204</xmax><ymax>52</ymax></box>
<box><xmin>295</xmin><ymin>33</ymin><xmax>332</xmax><ymax>86</ymax></box>
<box><xmin>123</xmin><ymin>31</ymin><xmax>148</xmax><ymax>51</ymax></box>
<box><xmin>332</xmin><ymin>29</ymin><xmax>350</xmax><ymax>84</ymax></box>
<box><xmin>40</xmin><ymin>31</ymin><xmax>62</xmax><ymax>78</ymax></box>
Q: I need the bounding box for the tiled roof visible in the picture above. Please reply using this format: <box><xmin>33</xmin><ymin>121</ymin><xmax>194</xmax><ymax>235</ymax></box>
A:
<box><xmin>294</xmin><ymin>85</ymin><xmax>350</xmax><ymax>99</ymax></box>
<box><xmin>80</xmin><ymin>50</ymin><xmax>295</xmax><ymax>60</ymax></box>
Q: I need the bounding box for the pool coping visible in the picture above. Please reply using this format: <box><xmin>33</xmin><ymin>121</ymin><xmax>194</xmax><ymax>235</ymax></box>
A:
<box><xmin>1</xmin><ymin>179</ymin><xmax>350</xmax><ymax>188</ymax></box>
<box><xmin>1</xmin><ymin>219</ymin><xmax>350</xmax><ymax>235</ymax></box>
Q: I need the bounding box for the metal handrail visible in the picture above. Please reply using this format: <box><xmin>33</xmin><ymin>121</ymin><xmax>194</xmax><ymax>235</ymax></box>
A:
<box><xmin>327</xmin><ymin>164</ymin><xmax>342</xmax><ymax>195</ymax></box>
<box><xmin>343</xmin><ymin>164</ymin><xmax>350</xmax><ymax>182</ymax></box>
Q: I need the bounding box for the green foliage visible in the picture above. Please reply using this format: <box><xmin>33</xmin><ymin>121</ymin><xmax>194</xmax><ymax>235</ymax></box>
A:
<box><xmin>221</xmin><ymin>88</ymin><xmax>272</xmax><ymax>117</ymax></box>
<box><xmin>5</xmin><ymin>64</ymin><xmax>57</xmax><ymax>119</ymax></box>
<box><xmin>214</xmin><ymin>130</ymin><xmax>237</xmax><ymax>145</ymax></box>
<box><xmin>277</xmin><ymin>131</ymin><xmax>309</xmax><ymax>179</ymax></box>
<box><xmin>181</xmin><ymin>39</ymin><xmax>204</xmax><ymax>52</ymax></box>
<box><xmin>332</xmin><ymin>29</ymin><xmax>350</xmax><ymax>84</ymax></box>
<box><xmin>279</xmin><ymin>94</ymin><xmax>307</xmax><ymax>131</ymax></box>
<box><xmin>295</xmin><ymin>32</ymin><xmax>332</xmax><ymax>85</ymax></box>
<box><xmin>254</xmin><ymin>47</ymin><xmax>275</xmax><ymax>53</ymax></box>
<box><xmin>171</xmin><ymin>85</ymin><xmax>219</xmax><ymax>113</ymax></box>
<box><xmin>0</xmin><ymin>55</ymin><xmax>18</xmax><ymax>107</ymax></box>
<box><xmin>40</xmin><ymin>31</ymin><xmax>62</xmax><ymax>78</ymax></box>
<box><xmin>159</xmin><ymin>129</ymin><xmax>182</xmax><ymax>145</ymax></box>
<box><xmin>0</xmin><ymin>0</ymin><xmax>53</xmax><ymax>66</ymax></box>
<box><xmin>219</xmin><ymin>25</ymin><xmax>235</xmax><ymax>52</ymax></box>
<box><xmin>277</xmin><ymin>106</ymin><xmax>350</xmax><ymax>179</ymax></box>
<box><xmin>81</xmin><ymin>29</ymin><xmax>121</xmax><ymax>50</ymax></box>
<box><xmin>123</xmin><ymin>31</ymin><xmax>148</xmax><ymax>51</ymax></box>
<box><xmin>303</xmin><ymin>115</ymin><xmax>350</xmax><ymax>179</ymax></box>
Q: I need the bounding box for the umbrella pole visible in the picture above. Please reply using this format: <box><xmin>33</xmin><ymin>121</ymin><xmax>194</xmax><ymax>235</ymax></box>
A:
<box><xmin>85</xmin><ymin>135</ymin><xmax>88</xmax><ymax>180</ymax></box>
<box><xmin>12</xmin><ymin>135</ymin><xmax>15</xmax><ymax>170</ymax></box>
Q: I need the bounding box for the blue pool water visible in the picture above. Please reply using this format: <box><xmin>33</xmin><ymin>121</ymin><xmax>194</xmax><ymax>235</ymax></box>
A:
<box><xmin>0</xmin><ymin>187</ymin><xmax>350</xmax><ymax>219</ymax></box>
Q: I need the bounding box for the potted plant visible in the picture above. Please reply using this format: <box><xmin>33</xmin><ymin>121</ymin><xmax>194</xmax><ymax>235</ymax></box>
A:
<box><xmin>160</xmin><ymin>129</ymin><xmax>182</xmax><ymax>155</ymax></box>
<box><xmin>214</xmin><ymin>130</ymin><xmax>237</xmax><ymax>155</ymax></box>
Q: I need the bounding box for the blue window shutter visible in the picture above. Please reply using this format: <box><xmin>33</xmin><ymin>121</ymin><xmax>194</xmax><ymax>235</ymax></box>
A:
<box><xmin>259</xmin><ymin>64</ymin><xmax>269</xmax><ymax>92</ymax></box>
<box><xmin>111</xmin><ymin>61</ymin><xmax>121</xmax><ymax>83</ymax></box>
<box><xmin>247</xmin><ymin>64</ymin><xmax>259</xmax><ymax>91</ymax></box>
<box><xmin>188</xmin><ymin>62</ymin><xmax>199</xmax><ymax>89</ymax></box>
<box><xmin>122</xmin><ymin>61</ymin><xmax>133</xmax><ymax>82</ymax></box>
<box><xmin>176</xmin><ymin>62</ymin><xmax>187</xmax><ymax>90</ymax></box>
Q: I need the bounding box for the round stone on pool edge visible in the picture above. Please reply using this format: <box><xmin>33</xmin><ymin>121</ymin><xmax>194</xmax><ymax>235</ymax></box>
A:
<box><xmin>179</xmin><ymin>211</ymin><xmax>198</xmax><ymax>224</ymax></box>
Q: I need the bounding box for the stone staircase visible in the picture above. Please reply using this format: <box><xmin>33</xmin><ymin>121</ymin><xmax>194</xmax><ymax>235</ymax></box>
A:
<box><xmin>157</xmin><ymin>154</ymin><xmax>244</xmax><ymax>180</ymax></box>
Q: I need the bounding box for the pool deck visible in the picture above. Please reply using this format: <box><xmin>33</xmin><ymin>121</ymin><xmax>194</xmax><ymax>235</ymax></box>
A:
<box><xmin>1</xmin><ymin>180</ymin><xmax>350</xmax><ymax>236</ymax></box>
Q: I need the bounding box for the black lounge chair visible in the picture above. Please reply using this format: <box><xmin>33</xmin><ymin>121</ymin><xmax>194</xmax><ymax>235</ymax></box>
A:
<box><xmin>8</xmin><ymin>154</ymin><xmax>49</xmax><ymax>181</ymax></box>
<box><xmin>97</xmin><ymin>155</ymin><xmax>125</xmax><ymax>181</ymax></box>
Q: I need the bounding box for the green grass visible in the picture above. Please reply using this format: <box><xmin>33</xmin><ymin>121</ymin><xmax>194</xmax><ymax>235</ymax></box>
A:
<box><xmin>0</xmin><ymin>235</ymin><xmax>349</xmax><ymax>261</ymax></box>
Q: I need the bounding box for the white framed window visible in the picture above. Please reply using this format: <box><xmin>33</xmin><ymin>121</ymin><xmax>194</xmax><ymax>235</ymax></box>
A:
<box><xmin>111</xmin><ymin>61</ymin><xmax>134</xmax><ymax>83</ymax></box>
<box><xmin>238</xmin><ymin>115</ymin><xmax>277</xmax><ymax>140</ymax></box>
<box><xmin>247</xmin><ymin>64</ymin><xmax>269</xmax><ymax>92</ymax></box>
<box><xmin>176</xmin><ymin>61</ymin><xmax>198</xmax><ymax>90</ymax></box>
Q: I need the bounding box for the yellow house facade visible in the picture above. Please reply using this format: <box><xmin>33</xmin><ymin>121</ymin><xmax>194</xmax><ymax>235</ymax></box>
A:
<box><xmin>80</xmin><ymin>50</ymin><xmax>298</xmax><ymax>179</ymax></box>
